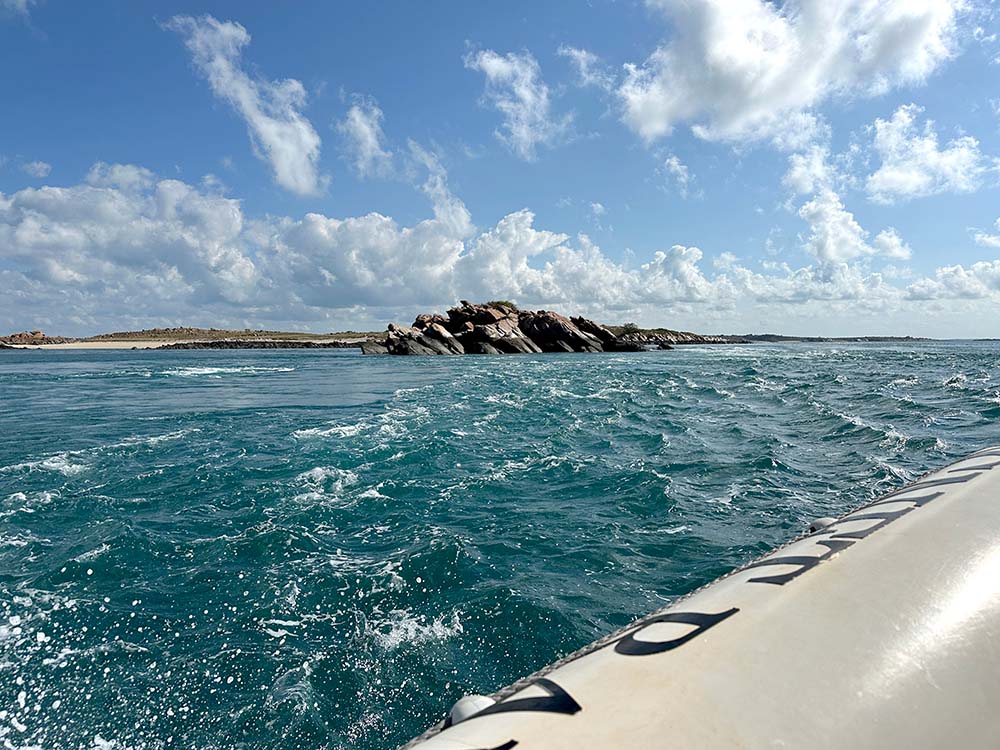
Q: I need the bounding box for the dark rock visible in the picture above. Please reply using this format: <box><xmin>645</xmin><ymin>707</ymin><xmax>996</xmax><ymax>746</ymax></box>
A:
<box><xmin>465</xmin><ymin>340</ymin><xmax>502</xmax><ymax>355</ymax></box>
<box><xmin>518</xmin><ymin>310</ymin><xmax>603</xmax><ymax>352</ymax></box>
<box><xmin>570</xmin><ymin>316</ymin><xmax>616</xmax><ymax>345</ymax></box>
<box><xmin>426</xmin><ymin>323</ymin><xmax>465</xmax><ymax>354</ymax></box>
<box><xmin>463</xmin><ymin>317</ymin><xmax>540</xmax><ymax>354</ymax></box>
<box><xmin>385</xmin><ymin>326</ymin><xmax>443</xmax><ymax>355</ymax></box>
<box><xmin>360</xmin><ymin>341</ymin><xmax>389</xmax><ymax>355</ymax></box>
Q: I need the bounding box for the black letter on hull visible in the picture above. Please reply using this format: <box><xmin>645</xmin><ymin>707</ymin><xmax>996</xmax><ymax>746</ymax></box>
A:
<box><xmin>613</xmin><ymin>608</ymin><xmax>739</xmax><ymax>656</ymax></box>
<box><xmin>472</xmin><ymin>678</ymin><xmax>582</xmax><ymax>720</ymax></box>
<box><xmin>744</xmin><ymin>539</ymin><xmax>854</xmax><ymax>586</ymax></box>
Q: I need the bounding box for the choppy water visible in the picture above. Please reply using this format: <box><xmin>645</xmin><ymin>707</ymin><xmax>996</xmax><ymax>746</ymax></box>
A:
<box><xmin>1</xmin><ymin>342</ymin><xmax>998</xmax><ymax>749</ymax></box>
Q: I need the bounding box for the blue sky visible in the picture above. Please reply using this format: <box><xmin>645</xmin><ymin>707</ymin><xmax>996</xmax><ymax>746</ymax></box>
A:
<box><xmin>2</xmin><ymin>0</ymin><xmax>1000</xmax><ymax>336</ymax></box>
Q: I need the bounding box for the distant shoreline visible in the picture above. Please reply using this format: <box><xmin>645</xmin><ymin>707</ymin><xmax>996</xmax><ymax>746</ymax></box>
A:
<box><xmin>2</xmin><ymin>325</ymin><xmax>997</xmax><ymax>351</ymax></box>
<box><xmin>1</xmin><ymin>338</ymin><xmax>368</xmax><ymax>350</ymax></box>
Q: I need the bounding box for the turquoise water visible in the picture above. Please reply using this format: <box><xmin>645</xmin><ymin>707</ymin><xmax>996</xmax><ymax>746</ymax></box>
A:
<box><xmin>2</xmin><ymin>343</ymin><xmax>998</xmax><ymax>749</ymax></box>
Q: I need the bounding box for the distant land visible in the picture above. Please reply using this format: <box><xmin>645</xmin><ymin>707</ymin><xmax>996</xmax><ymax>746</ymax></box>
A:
<box><xmin>0</xmin><ymin>327</ymin><xmax>379</xmax><ymax>350</ymax></box>
<box><xmin>717</xmin><ymin>333</ymin><xmax>933</xmax><ymax>343</ymax></box>
<box><xmin>0</xmin><ymin>319</ymin><xmax>989</xmax><ymax>352</ymax></box>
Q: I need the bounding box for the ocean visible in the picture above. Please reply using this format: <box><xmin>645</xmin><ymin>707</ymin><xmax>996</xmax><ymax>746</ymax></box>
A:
<box><xmin>2</xmin><ymin>342</ymin><xmax>998</xmax><ymax>749</ymax></box>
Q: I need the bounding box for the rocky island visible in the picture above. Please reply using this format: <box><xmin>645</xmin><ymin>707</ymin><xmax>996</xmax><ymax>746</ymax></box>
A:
<box><xmin>361</xmin><ymin>301</ymin><xmax>739</xmax><ymax>355</ymax></box>
<box><xmin>1</xmin><ymin>311</ymin><xmax>745</xmax><ymax>353</ymax></box>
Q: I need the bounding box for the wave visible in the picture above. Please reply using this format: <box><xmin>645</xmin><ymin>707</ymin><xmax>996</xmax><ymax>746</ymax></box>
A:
<box><xmin>0</xmin><ymin>429</ymin><xmax>198</xmax><ymax>478</ymax></box>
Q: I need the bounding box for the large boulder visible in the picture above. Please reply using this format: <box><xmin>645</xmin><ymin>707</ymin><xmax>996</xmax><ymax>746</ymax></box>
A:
<box><xmin>517</xmin><ymin>310</ymin><xmax>604</xmax><ymax>353</ymax></box>
<box><xmin>426</xmin><ymin>322</ymin><xmax>465</xmax><ymax>354</ymax></box>
<box><xmin>359</xmin><ymin>340</ymin><xmax>389</xmax><ymax>355</ymax></box>
<box><xmin>381</xmin><ymin>319</ymin><xmax>466</xmax><ymax>356</ymax></box>
<box><xmin>568</xmin><ymin>316</ymin><xmax>641</xmax><ymax>351</ymax></box>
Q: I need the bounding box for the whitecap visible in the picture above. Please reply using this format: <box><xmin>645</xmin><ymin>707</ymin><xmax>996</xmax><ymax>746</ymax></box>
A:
<box><xmin>73</xmin><ymin>543</ymin><xmax>110</xmax><ymax>563</ymax></box>
<box><xmin>0</xmin><ymin>453</ymin><xmax>87</xmax><ymax>476</ymax></box>
<box><xmin>296</xmin><ymin>466</ymin><xmax>358</xmax><ymax>489</ymax></box>
<box><xmin>367</xmin><ymin>609</ymin><xmax>463</xmax><ymax>650</ymax></box>
<box><xmin>159</xmin><ymin>365</ymin><xmax>295</xmax><ymax>377</ymax></box>
<box><xmin>292</xmin><ymin>423</ymin><xmax>365</xmax><ymax>439</ymax></box>
<box><xmin>943</xmin><ymin>373</ymin><xmax>967</xmax><ymax>388</ymax></box>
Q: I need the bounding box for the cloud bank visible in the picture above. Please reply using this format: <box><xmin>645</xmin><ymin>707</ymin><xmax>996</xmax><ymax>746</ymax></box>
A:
<box><xmin>2</xmin><ymin>160</ymin><xmax>999</xmax><ymax>336</ymax></box>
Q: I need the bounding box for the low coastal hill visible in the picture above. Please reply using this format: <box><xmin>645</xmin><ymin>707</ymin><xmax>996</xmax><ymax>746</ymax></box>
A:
<box><xmin>82</xmin><ymin>327</ymin><xmax>380</xmax><ymax>342</ymax></box>
<box><xmin>0</xmin><ymin>327</ymin><xmax>380</xmax><ymax>350</ymax></box>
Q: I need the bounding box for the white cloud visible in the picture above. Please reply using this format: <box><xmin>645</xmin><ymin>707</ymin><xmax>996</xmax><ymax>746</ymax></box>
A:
<box><xmin>464</xmin><ymin>48</ymin><xmax>571</xmax><ymax>160</ymax></box>
<box><xmin>619</xmin><ymin>0</ymin><xmax>964</xmax><ymax>146</ymax></box>
<box><xmin>865</xmin><ymin>103</ymin><xmax>993</xmax><ymax>203</ymax></box>
<box><xmin>661</xmin><ymin>154</ymin><xmax>692</xmax><ymax>197</ymax></box>
<box><xmin>167</xmin><ymin>15</ymin><xmax>324</xmax><ymax>196</ymax></box>
<box><xmin>0</xmin><ymin>167</ymin><xmax>257</xmax><ymax>318</ymax></box>
<box><xmin>86</xmin><ymin>162</ymin><xmax>154</xmax><ymax>191</ymax></box>
<box><xmin>907</xmin><ymin>260</ymin><xmax>1000</xmax><ymax>299</ymax></box>
<box><xmin>589</xmin><ymin>201</ymin><xmax>606</xmax><ymax>217</ymax></box>
<box><xmin>784</xmin><ymin>145</ymin><xmax>834</xmax><ymax>195</ymax></box>
<box><xmin>798</xmin><ymin>188</ymin><xmax>912</xmax><ymax>266</ymax></box>
<box><xmin>22</xmin><ymin>161</ymin><xmax>51</xmax><ymax>178</ymax></box>
<box><xmin>872</xmin><ymin>228</ymin><xmax>913</xmax><ymax>261</ymax></box>
<box><xmin>973</xmin><ymin>217</ymin><xmax>1000</xmax><ymax>248</ymax></box>
<box><xmin>337</xmin><ymin>97</ymin><xmax>392</xmax><ymax>178</ymax></box>
<box><xmin>557</xmin><ymin>45</ymin><xmax>614</xmax><ymax>90</ymax></box>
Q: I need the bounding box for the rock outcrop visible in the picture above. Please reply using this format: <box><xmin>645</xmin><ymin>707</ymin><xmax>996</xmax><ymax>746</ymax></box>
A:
<box><xmin>0</xmin><ymin>330</ymin><xmax>75</xmax><ymax>346</ymax></box>
<box><xmin>366</xmin><ymin>301</ymin><xmax>652</xmax><ymax>356</ymax></box>
<box><xmin>618</xmin><ymin>330</ymin><xmax>745</xmax><ymax>347</ymax></box>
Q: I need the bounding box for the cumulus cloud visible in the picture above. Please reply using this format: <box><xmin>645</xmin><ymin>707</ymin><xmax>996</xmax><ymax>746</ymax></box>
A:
<box><xmin>336</xmin><ymin>96</ymin><xmax>393</xmax><ymax>178</ymax></box>
<box><xmin>619</xmin><ymin>0</ymin><xmax>964</xmax><ymax>146</ymax></box>
<box><xmin>0</xmin><ymin>169</ymin><xmax>257</xmax><ymax>319</ymax></box>
<box><xmin>907</xmin><ymin>260</ymin><xmax>1000</xmax><ymax>299</ymax></box>
<box><xmin>784</xmin><ymin>145</ymin><xmax>835</xmax><ymax>195</ymax></box>
<box><xmin>865</xmin><ymin>103</ymin><xmax>994</xmax><ymax>203</ymax></box>
<box><xmin>21</xmin><ymin>160</ymin><xmax>51</xmax><ymax>178</ymax></box>
<box><xmin>1</xmin><ymin>160</ymin><xmax>997</xmax><ymax>336</ymax></box>
<box><xmin>167</xmin><ymin>15</ymin><xmax>324</xmax><ymax>196</ymax></box>
<box><xmin>464</xmin><ymin>48</ymin><xmax>571</xmax><ymax>160</ymax></box>
<box><xmin>557</xmin><ymin>45</ymin><xmax>614</xmax><ymax>90</ymax></box>
<box><xmin>798</xmin><ymin>188</ymin><xmax>912</xmax><ymax>266</ymax></box>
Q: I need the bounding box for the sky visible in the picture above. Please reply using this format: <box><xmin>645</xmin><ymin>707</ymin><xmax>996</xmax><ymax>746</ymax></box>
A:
<box><xmin>2</xmin><ymin>0</ymin><xmax>1000</xmax><ymax>337</ymax></box>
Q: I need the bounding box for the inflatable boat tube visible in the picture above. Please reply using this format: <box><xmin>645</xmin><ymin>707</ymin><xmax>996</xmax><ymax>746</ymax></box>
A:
<box><xmin>405</xmin><ymin>447</ymin><xmax>1000</xmax><ymax>749</ymax></box>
